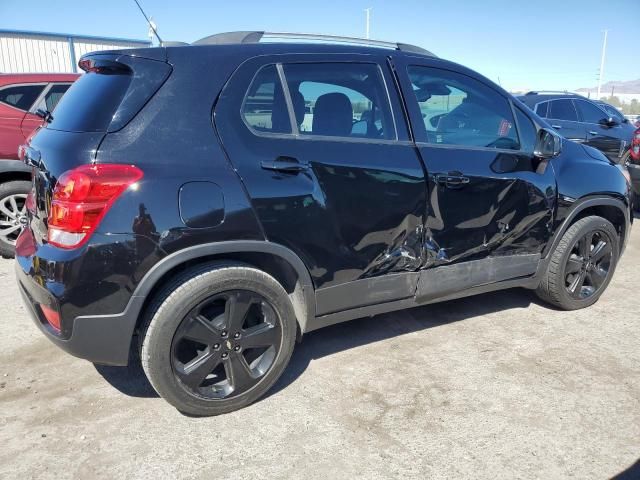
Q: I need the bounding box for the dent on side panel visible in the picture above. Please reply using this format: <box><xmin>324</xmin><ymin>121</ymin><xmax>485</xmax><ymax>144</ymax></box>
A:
<box><xmin>423</xmin><ymin>152</ymin><xmax>557</xmax><ymax>266</ymax></box>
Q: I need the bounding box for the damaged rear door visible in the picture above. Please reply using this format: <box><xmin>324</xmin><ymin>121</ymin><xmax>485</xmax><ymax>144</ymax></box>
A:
<box><xmin>215</xmin><ymin>53</ymin><xmax>428</xmax><ymax>316</ymax></box>
<box><xmin>394</xmin><ymin>59</ymin><xmax>556</xmax><ymax>300</ymax></box>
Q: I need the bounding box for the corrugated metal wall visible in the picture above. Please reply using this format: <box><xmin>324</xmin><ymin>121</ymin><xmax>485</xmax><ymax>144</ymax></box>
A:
<box><xmin>0</xmin><ymin>31</ymin><xmax>150</xmax><ymax>73</ymax></box>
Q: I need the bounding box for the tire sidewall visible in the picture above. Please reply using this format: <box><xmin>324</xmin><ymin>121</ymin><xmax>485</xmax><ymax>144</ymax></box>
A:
<box><xmin>141</xmin><ymin>265</ymin><xmax>297</xmax><ymax>416</ymax></box>
<box><xmin>553</xmin><ymin>217</ymin><xmax>619</xmax><ymax>310</ymax></box>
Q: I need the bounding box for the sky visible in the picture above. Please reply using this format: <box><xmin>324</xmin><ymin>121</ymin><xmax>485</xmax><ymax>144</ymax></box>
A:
<box><xmin>1</xmin><ymin>0</ymin><xmax>639</xmax><ymax>92</ymax></box>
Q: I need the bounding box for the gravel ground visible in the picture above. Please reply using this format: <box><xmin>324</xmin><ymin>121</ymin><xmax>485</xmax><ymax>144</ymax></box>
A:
<box><xmin>0</xmin><ymin>222</ymin><xmax>638</xmax><ymax>480</ymax></box>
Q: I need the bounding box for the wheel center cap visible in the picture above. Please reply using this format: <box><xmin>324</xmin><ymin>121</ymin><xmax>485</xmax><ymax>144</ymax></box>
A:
<box><xmin>225</xmin><ymin>340</ymin><xmax>232</xmax><ymax>350</ymax></box>
<box><xmin>18</xmin><ymin>216</ymin><xmax>28</xmax><ymax>226</ymax></box>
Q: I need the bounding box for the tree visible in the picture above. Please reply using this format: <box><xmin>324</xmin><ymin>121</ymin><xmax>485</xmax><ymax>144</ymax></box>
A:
<box><xmin>600</xmin><ymin>96</ymin><xmax>622</xmax><ymax>108</ymax></box>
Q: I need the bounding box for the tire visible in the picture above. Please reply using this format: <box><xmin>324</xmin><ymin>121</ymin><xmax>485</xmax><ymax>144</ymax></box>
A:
<box><xmin>0</xmin><ymin>180</ymin><xmax>31</xmax><ymax>259</ymax></box>
<box><xmin>140</xmin><ymin>262</ymin><xmax>297</xmax><ymax>416</ymax></box>
<box><xmin>536</xmin><ymin>216</ymin><xmax>619</xmax><ymax>310</ymax></box>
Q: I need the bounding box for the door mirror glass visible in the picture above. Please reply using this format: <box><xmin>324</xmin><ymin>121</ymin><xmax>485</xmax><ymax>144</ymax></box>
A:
<box><xmin>534</xmin><ymin>128</ymin><xmax>562</xmax><ymax>158</ymax></box>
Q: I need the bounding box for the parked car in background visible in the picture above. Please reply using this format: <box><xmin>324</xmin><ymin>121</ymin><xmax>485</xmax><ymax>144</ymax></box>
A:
<box><xmin>519</xmin><ymin>91</ymin><xmax>640</xmax><ymax>210</ymax></box>
<box><xmin>15</xmin><ymin>33</ymin><xmax>633</xmax><ymax>416</ymax></box>
<box><xmin>0</xmin><ymin>73</ymin><xmax>79</xmax><ymax>257</ymax></box>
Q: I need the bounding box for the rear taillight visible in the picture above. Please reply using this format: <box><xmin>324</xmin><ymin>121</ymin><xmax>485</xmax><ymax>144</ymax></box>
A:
<box><xmin>630</xmin><ymin>128</ymin><xmax>640</xmax><ymax>162</ymax></box>
<box><xmin>47</xmin><ymin>164</ymin><xmax>143</xmax><ymax>249</ymax></box>
<box><xmin>40</xmin><ymin>304</ymin><xmax>61</xmax><ymax>332</ymax></box>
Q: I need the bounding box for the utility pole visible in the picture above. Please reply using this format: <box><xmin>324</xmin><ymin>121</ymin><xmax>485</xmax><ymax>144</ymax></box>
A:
<box><xmin>597</xmin><ymin>29</ymin><xmax>608</xmax><ymax>99</ymax></box>
<box><xmin>365</xmin><ymin>8</ymin><xmax>371</xmax><ymax>39</ymax></box>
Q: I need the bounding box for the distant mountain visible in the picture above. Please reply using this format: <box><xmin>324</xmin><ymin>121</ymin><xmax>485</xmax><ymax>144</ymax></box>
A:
<box><xmin>576</xmin><ymin>78</ymin><xmax>640</xmax><ymax>94</ymax></box>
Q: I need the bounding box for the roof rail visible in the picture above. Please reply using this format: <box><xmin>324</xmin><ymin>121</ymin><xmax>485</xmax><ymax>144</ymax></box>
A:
<box><xmin>525</xmin><ymin>90</ymin><xmax>584</xmax><ymax>96</ymax></box>
<box><xmin>192</xmin><ymin>31</ymin><xmax>436</xmax><ymax>57</ymax></box>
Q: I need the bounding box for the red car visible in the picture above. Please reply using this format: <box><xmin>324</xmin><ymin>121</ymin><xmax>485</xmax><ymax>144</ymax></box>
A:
<box><xmin>0</xmin><ymin>73</ymin><xmax>78</xmax><ymax>257</ymax></box>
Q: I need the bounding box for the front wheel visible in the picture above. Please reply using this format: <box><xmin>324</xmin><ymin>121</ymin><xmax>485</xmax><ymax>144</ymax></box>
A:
<box><xmin>536</xmin><ymin>216</ymin><xmax>619</xmax><ymax>310</ymax></box>
<box><xmin>140</xmin><ymin>262</ymin><xmax>297</xmax><ymax>416</ymax></box>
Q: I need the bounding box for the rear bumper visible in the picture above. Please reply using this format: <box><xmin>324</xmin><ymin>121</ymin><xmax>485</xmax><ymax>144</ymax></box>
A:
<box><xmin>15</xmin><ymin>260</ymin><xmax>140</xmax><ymax>366</ymax></box>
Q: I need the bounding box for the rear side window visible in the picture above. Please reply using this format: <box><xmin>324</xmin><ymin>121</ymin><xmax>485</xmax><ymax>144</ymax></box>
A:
<box><xmin>535</xmin><ymin>101</ymin><xmax>548</xmax><ymax>118</ymax></box>
<box><xmin>44</xmin><ymin>84</ymin><xmax>71</xmax><ymax>112</ymax></box>
<box><xmin>242</xmin><ymin>65</ymin><xmax>291</xmax><ymax>134</ymax></box>
<box><xmin>0</xmin><ymin>84</ymin><xmax>45</xmax><ymax>111</ymax></box>
<box><xmin>282</xmin><ymin>63</ymin><xmax>394</xmax><ymax>139</ymax></box>
<box><xmin>407</xmin><ymin>66</ymin><xmax>519</xmax><ymax>150</ymax></box>
<box><xmin>548</xmin><ymin>99</ymin><xmax>578</xmax><ymax>121</ymax></box>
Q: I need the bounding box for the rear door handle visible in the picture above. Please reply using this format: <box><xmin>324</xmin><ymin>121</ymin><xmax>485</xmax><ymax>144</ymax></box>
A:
<box><xmin>588</xmin><ymin>130</ymin><xmax>598</xmax><ymax>136</ymax></box>
<box><xmin>260</xmin><ymin>156</ymin><xmax>309</xmax><ymax>173</ymax></box>
<box><xmin>436</xmin><ymin>172</ymin><xmax>470</xmax><ymax>189</ymax></box>
<box><xmin>551</xmin><ymin>124</ymin><xmax>563</xmax><ymax>129</ymax></box>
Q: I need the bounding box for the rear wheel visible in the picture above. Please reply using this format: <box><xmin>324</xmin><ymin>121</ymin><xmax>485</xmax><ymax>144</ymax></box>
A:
<box><xmin>0</xmin><ymin>180</ymin><xmax>31</xmax><ymax>258</ymax></box>
<box><xmin>140</xmin><ymin>262</ymin><xmax>297</xmax><ymax>416</ymax></box>
<box><xmin>536</xmin><ymin>216</ymin><xmax>619</xmax><ymax>310</ymax></box>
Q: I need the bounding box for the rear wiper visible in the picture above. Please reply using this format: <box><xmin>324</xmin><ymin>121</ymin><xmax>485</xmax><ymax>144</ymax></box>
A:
<box><xmin>35</xmin><ymin>108</ymin><xmax>54</xmax><ymax>123</ymax></box>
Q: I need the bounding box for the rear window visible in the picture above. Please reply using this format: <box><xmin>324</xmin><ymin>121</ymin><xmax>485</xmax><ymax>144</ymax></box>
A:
<box><xmin>47</xmin><ymin>55</ymin><xmax>171</xmax><ymax>133</ymax></box>
<box><xmin>48</xmin><ymin>71</ymin><xmax>132</xmax><ymax>132</ymax></box>
<box><xmin>0</xmin><ymin>84</ymin><xmax>45</xmax><ymax>111</ymax></box>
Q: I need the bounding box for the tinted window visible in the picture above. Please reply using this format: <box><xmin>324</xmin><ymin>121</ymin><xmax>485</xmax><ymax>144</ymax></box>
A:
<box><xmin>0</xmin><ymin>84</ymin><xmax>44</xmax><ymax>111</ymax></box>
<box><xmin>242</xmin><ymin>65</ymin><xmax>291</xmax><ymax>134</ymax></box>
<box><xmin>48</xmin><ymin>71</ymin><xmax>132</xmax><ymax>132</ymax></box>
<box><xmin>601</xmin><ymin>104</ymin><xmax>624</xmax><ymax>122</ymax></box>
<box><xmin>575</xmin><ymin>100</ymin><xmax>607</xmax><ymax>123</ymax></box>
<box><xmin>535</xmin><ymin>101</ymin><xmax>548</xmax><ymax>118</ymax></box>
<box><xmin>548</xmin><ymin>99</ymin><xmax>578</xmax><ymax>121</ymax></box>
<box><xmin>515</xmin><ymin>107</ymin><xmax>537</xmax><ymax>153</ymax></box>
<box><xmin>282</xmin><ymin>63</ymin><xmax>394</xmax><ymax>139</ymax></box>
<box><xmin>44</xmin><ymin>84</ymin><xmax>71</xmax><ymax>112</ymax></box>
<box><xmin>407</xmin><ymin>66</ymin><xmax>519</xmax><ymax>150</ymax></box>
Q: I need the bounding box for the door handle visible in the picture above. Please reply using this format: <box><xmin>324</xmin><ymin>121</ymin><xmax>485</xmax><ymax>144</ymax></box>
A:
<box><xmin>436</xmin><ymin>172</ymin><xmax>470</xmax><ymax>189</ymax></box>
<box><xmin>260</xmin><ymin>156</ymin><xmax>309</xmax><ymax>173</ymax></box>
<box><xmin>588</xmin><ymin>130</ymin><xmax>598</xmax><ymax>136</ymax></box>
<box><xmin>551</xmin><ymin>124</ymin><xmax>563</xmax><ymax>129</ymax></box>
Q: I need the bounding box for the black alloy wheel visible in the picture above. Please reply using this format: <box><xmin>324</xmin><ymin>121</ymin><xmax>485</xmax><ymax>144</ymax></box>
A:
<box><xmin>171</xmin><ymin>290</ymin><xmax>282</xmax><ymax>399</ymax></box>
<box><xmin>564</xmin><ymin>229</ymin><xmax>613</xmax><ymax>300</ymax></box>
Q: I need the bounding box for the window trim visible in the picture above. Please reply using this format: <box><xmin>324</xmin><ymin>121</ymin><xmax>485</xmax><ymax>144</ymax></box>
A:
<box><xmin>0</xmin><ymin>82</ymin><xmax>48</xmax><ymax>112</ymax></box>
<box><xmin>240</xmin><ymin>60</ymin><xmax>399</xmax><ymax>143</ymax></box>
<box><xmin>405</xmin><ymin>64</ymin><xmax>522</xmax><ymax>152</ymax></box>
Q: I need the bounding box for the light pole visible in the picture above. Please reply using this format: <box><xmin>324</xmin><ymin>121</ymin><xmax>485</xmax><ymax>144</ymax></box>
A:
<box><xmin>597</xmin><ymin>29</ymin><xmax>608</xmax><ymax>99</ymax></box>
<box><xmin>365</xmin><ymin>8</ymin><xmax>371</xmax><ymax>39</ymax></box>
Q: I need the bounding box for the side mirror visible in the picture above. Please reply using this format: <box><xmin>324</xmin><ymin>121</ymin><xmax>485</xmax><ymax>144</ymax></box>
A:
<box><xmin>599</xmin><ymin>116</ymin><xmax>618</xmax><ymax>127</ymax></box>
<box><xmin>534</xmin><ymin>128</ymin><xmax>562</xmax><ymax>159</ymax></box>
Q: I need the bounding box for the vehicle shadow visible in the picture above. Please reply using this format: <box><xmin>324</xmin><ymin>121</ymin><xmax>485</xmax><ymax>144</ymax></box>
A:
<box><xmin>267</xmin><ymin>287</ymin><xmax>538</xmax><ymax>398</ymax></box>
<box><xmin>94</xmin><ymin>287</ymin><xmax>539</xmax><ymax>400</ymax></box>
<box><xmin>94</xmin><ymin>349</ymin><xmax>159</xmax><ymax>398</ymax></box>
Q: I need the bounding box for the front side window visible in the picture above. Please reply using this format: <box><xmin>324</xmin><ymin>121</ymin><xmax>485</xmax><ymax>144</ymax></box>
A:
<box><xmin>407</xmin><ymin>66</ymin><xmax>519</xmax><ymax>150</ymax></box>
<box><xmin>242</xmin><ymin>64</ymin><xmax>291</xmax><ymax>134</ymax></box>
<box><xmin>282</xmin><ymin>63</ymin><xmax>394</xmax><ymax>140</ymax></box>
<box><xmin>575</xmin><ymin>100</ymin><xmax>607</xmax><ymax>124</ymax></box>
<box><xmin>601</xmin><ymin>104</ymin><xmax>624</xmax><ymax>122</ymax></box>
<box><xmin>0</xmin><ymin>84</ymin><xmax>45</xmax><ymax>111</ymax></box>
<box><xmin>548</xmin><ymin>99</ymin><xmax>578</xmax><ymax>122</ymax></box>
<box><xmin>514</xmin><ymin>107</ymin><xmax>537</xmax><ymax>153</ymax></box>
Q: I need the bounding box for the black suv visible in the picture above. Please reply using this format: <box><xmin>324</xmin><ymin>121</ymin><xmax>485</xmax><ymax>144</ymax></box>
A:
<box><xmin>15</xmin><ymin>32</ymin><xmax>633</xmax><ymax>416</ymax></box>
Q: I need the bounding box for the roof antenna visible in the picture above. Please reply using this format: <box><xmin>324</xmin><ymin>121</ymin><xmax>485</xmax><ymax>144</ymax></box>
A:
<box><xmin>132</xmin><ymin>0</ymin><xmax>162</xmax><ymax>46</ymax></box>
